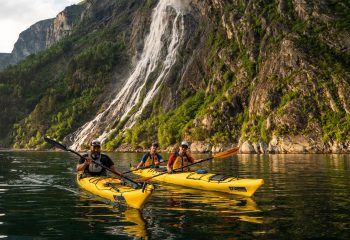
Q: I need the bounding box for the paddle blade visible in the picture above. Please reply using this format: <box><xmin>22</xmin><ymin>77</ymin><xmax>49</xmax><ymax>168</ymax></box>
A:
<box><xmin>213</xmin><ymin>146</ymin><xmax>239</xmax><ymax>158</ymax></box>
<box><xmin>44</xmin><ymin>136</ymin><xmax>69</xmax><ymax>151</ymax></box>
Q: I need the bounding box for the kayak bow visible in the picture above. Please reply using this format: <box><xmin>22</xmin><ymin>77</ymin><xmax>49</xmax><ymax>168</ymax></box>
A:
<box><xmin>77</xmin><ymin>172</ymin><xmax>154</xmax><ymax>209</ymax></box>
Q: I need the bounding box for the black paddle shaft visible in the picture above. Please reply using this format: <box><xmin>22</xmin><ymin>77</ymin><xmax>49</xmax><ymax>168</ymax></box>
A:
<box><xmin>44</xmin><ymin>137</ymin><xmax>143</xmax><ymax>187</ymax></box>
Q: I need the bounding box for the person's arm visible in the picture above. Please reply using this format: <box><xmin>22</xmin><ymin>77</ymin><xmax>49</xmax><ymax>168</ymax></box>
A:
<box><xmin>167</xmin><ymin>155</ymin><xmax>175</xmax><ymax>173</ymax></box>
<box><xmin>102</xmin><ymin>155</ymin><xmax>121</xmax><ymax>177</ymax></box>
<box><xmin>76</xmin><ymin>156</ymin><xmax>91</xmax><ymax>171</ymax></box>
<box><xmin>136</xmin><ymin>153</ymin><xmax>148</xmax><ymax>169</ymax></box>
<box><xmin>110</xmin><ymin>165</ymin><xmax>123</xmax><ymax>177</ymax></box>
<box><xmin>136</xmin><ymin>161</ymin><xmax>144</xmax><ymax>169</ymax></box>
<box><xmin>193</xmin><ymin>159</ymin><xmax>202</xmax><ymax>163</ymax></box>
<box><xmin>156</xmin><ymin>153</ymin><xmax>163</xmax><ymax>166</ymax></box>
<box><xmin>187</xmin><ymin>153</ymin><xmax>202</xmax><ymax>163</ymax></box>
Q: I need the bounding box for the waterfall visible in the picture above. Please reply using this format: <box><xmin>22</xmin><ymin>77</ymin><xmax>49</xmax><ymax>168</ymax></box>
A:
<box><xmin>68</xmin><ymin>0</ymin><xmax>190</xmax><ymax>150</ymax></box>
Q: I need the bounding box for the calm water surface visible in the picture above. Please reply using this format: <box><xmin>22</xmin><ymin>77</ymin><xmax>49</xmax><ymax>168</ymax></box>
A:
<box><xmin>0</xmin><ymin>151</ymin><xmax>349</xmax><ymax>239</ymax></box>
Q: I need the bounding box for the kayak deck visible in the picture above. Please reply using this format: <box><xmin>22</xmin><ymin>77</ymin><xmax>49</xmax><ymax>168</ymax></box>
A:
<box><xmin>132</xmin><ymin>168</ymin><xmax>263</xmax><ymax>197</ymax></box>
<box><xmin>76</xmin><ymin>173</ymin><xmax>154</xmax><ymax>209</ymax></box>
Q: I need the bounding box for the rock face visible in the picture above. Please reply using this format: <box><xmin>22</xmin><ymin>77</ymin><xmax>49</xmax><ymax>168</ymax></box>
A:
<box><xmin>0</xmin><ymin>3</ymin><xmax>85</xmax><ymax>70</ymax></box>
<box><xmin>241</xmin><ymin>141</ymin><xmax>256</xmax><ymax>154</ymax></box>
<box><xmin>10</xmin><ymin>19</ymin><xmax>54</xmax><ymax>63</ymax></box>
<box><xmin>0</xmin><ymin>53</ymin><xmax>11</xmax><ymax>67</ymax></box>
<box><xmin>46</xmin><ymin>4</ymin><xmax>85</xmax><ymax>47</ymax></box>
<box><xmin>0</xmin><ymin>0</ymin><xmax>349</xmax><ymax>153</ymax></box>
<box><xmin>184</xmin><ymin>0</ymin><xmax>350</xmax><ymax>153</ymax></box>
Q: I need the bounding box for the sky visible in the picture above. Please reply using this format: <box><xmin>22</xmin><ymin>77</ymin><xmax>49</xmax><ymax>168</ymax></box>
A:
<box><xmin>0</xmin><ymin>0</ymin><xmax>82</xmax><ymax>53</ymax></box>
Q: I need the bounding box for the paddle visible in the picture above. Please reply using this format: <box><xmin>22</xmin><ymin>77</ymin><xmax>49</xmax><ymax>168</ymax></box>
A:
<box><xmin>136</xmin><ymin>146</ymin><xmax>240</xmax><ymax>182</ymax></box>
<box><xmin>44</xmin><ymin>136</ymin><xmax>144</xmax><ymax>188</ymax></box>
<box><xmin>122</xmin><ymin>160</ymin><xmax>168</xmax><ymax>174</ymax></box>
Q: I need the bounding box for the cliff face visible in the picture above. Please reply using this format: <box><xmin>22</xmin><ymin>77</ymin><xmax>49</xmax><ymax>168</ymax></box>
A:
<box><xmin>0</xmin><ymin>53</ymin><xmax>11</xmax><ymax>66</ymax></box>
<box><xmin>45</xmin><ymin>4</ymin><xmax>86</xmax><ymax>47</ymax></box>
<box><xmin>0</xmin><ymin>0</ymin><xmax>349</xmax><ymax>153</ymax></box>
<box><xmin>0</xmin><ymin>3</ymin><xmax>85</xmax><ymax>70</ymax></box>
<box><xmin>10</xmin><ymin>19</ymin><xmax>54</xmax><ymax>62</ymax></box>
<box><xmin>184</xmin><ymin>0</ymin><xmax>350</xmax><ymax>153</ymax></box>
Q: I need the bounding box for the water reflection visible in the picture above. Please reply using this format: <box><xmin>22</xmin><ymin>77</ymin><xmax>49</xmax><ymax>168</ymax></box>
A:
<box><xmin>1</xmin><ymin>151</ymin><xmax>349</xmax><ymax>239</ymax></box>
<box><xmin>76</xmin><ymin>197</ymin><xmax>149</xmax><ymax>239</ymax></box>
<box><xmin>150</xmin><ymin>184</ymin><xmax>263</xmax><ymax>224</ymax></box>
<box><xmin>73</xmin><ymin>183</ymin><xmax>263</xmax><ymax>239</ymax></box>
<box><xmin>122</xmin><ymin>209</ymin><xmax>148</xmax><ymax>238</ymax></box>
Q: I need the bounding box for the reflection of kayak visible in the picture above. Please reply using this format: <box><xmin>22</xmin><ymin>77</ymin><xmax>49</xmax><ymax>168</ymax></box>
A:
<box><xmin>156</xmin><ymin>184</ymin><xmax>260</xmax><ymax>212</ymax></box>
<box><xmin>76</xmin><ymin>172</ymin><xmax>154</xmax><ymax>209</ymax></box>
<box><xmin>75</xmin><ymin>200</ymin><xmax>149</xmax><ymax>238</ymax></box>
<box><xmin>132</xmin><ymin>168</ymin><xmax>263</xmax><ymax>197</ymax></box>
<box><xmin>103</xmin><ymin>209</ymin><xmax>148</xmax><ymax>238</ymax></box>
<box><xmin>151</xmin><ymin>184</ymin><xmax>263</xmax><ymax>224</ymax></box>
<box><xmin>123</xmin><ymin>209</ymin><xmax>148</xmax><ymax>238</ymax></box>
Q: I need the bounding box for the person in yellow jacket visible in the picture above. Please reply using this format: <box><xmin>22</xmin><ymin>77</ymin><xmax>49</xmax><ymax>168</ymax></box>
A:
<box><xmin>136</xmin><ymin>142</ymin><xmax>163</xmax><ymax>169</ymax></box>
<box><xmin>167</xmin><ymin>141</ymin><xmax>200</xmax><ymax>173</ymax></box>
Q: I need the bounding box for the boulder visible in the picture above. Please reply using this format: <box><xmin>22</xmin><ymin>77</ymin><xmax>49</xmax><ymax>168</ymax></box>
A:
<box><xmin>240</xmin><ymin>140</ymin><xmax>256</xmax><ymax>153</ymax></box>
<box><xmin>190</xmin><ymin>141</ymin><xmax>212</xmax><ymax>153</ymax></box>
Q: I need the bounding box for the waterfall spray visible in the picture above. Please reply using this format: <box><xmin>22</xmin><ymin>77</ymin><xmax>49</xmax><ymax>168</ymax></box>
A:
<box><xmin>69</xmin><ymin>0</ymin><xmax>190</xmax><ymax>150</ymax></box>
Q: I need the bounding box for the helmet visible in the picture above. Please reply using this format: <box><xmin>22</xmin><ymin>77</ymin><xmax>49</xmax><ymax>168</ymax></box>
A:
<box><xmin>91</xmin><ymin>139</ymin><xmax>101</xmax><ymax>147</ymax></box>
<box><xmin>181</xmin><ymin>141</ymin><xmax>189</xmax><ymax>148</ymax></box>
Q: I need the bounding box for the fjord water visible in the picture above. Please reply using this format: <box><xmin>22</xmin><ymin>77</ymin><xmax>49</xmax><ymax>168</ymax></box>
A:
<box><xmin>0</xmin><ymin>151</ymin><xmax>349</xmax><ymax>239</ymax></box>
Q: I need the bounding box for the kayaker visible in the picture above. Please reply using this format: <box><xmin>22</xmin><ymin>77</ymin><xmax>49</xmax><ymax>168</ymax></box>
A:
<box><xmin>136</xmin><ymin>142</ymin><xmax>163</xmax><ymax>169</ymax></box>
<box><xmin>167</xmin><ymin>141</ymin><xmax>200</xmax><ymax>173</ymax></box>
<box><xmin>76</xmin><ymin>139</ymin><xmax>122</xmax><ymax>177</ymax></box>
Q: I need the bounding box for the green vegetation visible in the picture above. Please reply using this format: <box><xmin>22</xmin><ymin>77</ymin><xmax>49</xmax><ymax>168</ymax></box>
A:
<box><xmin>0</xmin><ymin>10</ymin><xmax>129</xmax><ymax>148</ymax></box>
<box><xmin>104</xmin><ymin>92</ymin><xmax>207</xmax><ymax>149</ymax></box>
<box><xmin>1</xmin><ymin>0</ymin><xmax>350</xmax><ymax>151</ymax></box>
<box><xmin>328</xmin><ymin>1</ymin><xmax>350</xmax><ymax>31</ymax></box>
<box><xmin>321</xmin><ymin>111</ymin><xmax>350</xmax><ymax>142</ymax></box>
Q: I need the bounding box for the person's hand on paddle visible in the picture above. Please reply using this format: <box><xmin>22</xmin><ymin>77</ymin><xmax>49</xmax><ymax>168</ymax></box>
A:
<box><xmin>76</xmin><ymin>158</ymin><xmax>92</xmax><ymax>171</ymax></box>
<box><xmin>84</xmin><ymin>158</ymin><xmax>92</xmax><ymax>166</ymax></box>
<box><xmin>166</xmin><ymin>165</ymin><xmax>174</xmax><ymax>174</ymax></box>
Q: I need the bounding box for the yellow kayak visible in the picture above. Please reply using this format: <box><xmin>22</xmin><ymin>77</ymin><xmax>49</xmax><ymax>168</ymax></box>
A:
<box><xmin>76</xmin><ymin>172</ymin><xmax>154</xmax><ymax>209</ymax></box>
<box><xmin>132</xmin><ymin>168</ymin><xmax>263</xmax><ymax>197</ymax></box>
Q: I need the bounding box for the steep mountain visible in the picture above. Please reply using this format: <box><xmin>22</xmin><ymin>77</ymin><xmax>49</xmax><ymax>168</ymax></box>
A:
<box><xmin>0</xmin><ymin>3</ymin><xmax>85</xmax><ymax>70</ymax></box>
<box><xmin>0</xmin><ymin>0</ymin><xmax>349</xmax><ymax>153</ymax></box>
<box><xmin>0</xmin><ymin>53</ymin><xmax>11</xmax><ymax>66</ymax></box>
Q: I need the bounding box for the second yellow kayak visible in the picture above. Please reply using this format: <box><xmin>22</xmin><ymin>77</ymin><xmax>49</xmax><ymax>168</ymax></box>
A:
<box><xmin>132</xmin><ymin>168</ymin><xmax>263</xmax><ymax>197</ymax></box>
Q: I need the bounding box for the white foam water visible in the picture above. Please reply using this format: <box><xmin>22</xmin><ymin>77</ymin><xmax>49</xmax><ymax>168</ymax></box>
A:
<box><xmin>69</xmin><ymin>0</ymin><xmax>190</xmax><ymax>150</ymax></box>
